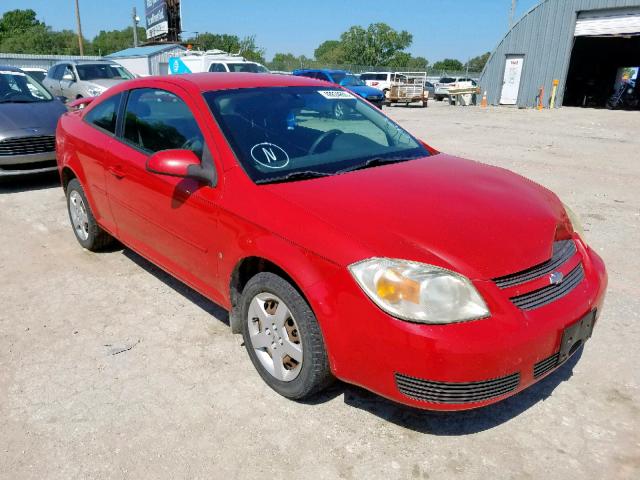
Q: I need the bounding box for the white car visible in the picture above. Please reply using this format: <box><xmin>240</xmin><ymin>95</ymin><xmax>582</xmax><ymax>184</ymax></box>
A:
<box><xmin>169</xmin><ymin>49</ymin><xmax>270</xmax><ymax>75</ymax></box>
<box><xmin>20</xmin><ymin>67</ymin><xmax>47</xmax><ymax>84</ymax></box>
<box><xmin>433</xmin><ymin>77</ymin><xmax>477</xmax><ymax>101</ymax></box>
<box><xmin>359</xmin><ymin>72</ymin><xmax>408</xmax><ymax>97</ymax></box>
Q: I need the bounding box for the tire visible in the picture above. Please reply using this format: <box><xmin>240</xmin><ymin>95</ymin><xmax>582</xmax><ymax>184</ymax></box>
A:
<box><xmin>241</xmin><ymin>272</ymin><xmax>333</xmax><ymax>400</ymax></box>
<box><xmin>435</xmin><ymin>95</ymin><xmax>443</xmax><ymax>101</ymax></box>
<box><xmin>66</xmin><ymin>178</ymin><xmax>113</xmax><ymax>251</ymax></box>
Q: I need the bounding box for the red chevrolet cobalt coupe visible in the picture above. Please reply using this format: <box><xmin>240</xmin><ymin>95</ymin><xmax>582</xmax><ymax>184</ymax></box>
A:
<box><xmin>56</xmin><ymin>74</ymin><xmax>607</xmax><ymax>410</ymax></box>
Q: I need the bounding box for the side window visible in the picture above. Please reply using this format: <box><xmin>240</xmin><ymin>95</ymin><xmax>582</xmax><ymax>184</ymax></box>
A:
<box><xmin>209</xmin><ymin>63</ymin><xmax>227</xmax><ymax>72</ymax></box>
<box><xmin>316</xmin><ymin>72</ymin><xmax>331</xmax><ymax>81</ymax></box>
<box><xmin>85</xmin><ymin>93</ymin><xmax>122</xmax><ymax>134</ymax></box>
<box><xmin>123</xmin><ymin>88</ymin><xmax>204</xmax><ymax>159</ymax></box>
<box><xmin>62</xmin><ymin>65</ymin><xmax>75</xmax><ymax>80</ymax></box>
<box><xmin>47</xmin><ymin>65</ymin><xmax>59</xmax><ymax>80</ymax></box>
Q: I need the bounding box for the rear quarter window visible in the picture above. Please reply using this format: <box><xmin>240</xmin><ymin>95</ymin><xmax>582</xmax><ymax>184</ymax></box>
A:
<box><xmin>84</xmin><ymin>93</ymin><xmax>122</xmax><ymax>134</ymax></box>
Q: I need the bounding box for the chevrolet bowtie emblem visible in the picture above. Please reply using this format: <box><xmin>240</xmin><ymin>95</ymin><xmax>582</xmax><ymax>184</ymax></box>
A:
<box><xmin>549</xmin><ymin>271</ymin><xmax>564</xmax><ymax>285</ymax></box>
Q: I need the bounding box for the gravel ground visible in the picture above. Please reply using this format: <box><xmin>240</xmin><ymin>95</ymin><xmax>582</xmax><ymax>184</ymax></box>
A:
<box><xmin>1</xmin><ymin>101</ymin><xmax>638</xmax><ymax>479</ymax></box>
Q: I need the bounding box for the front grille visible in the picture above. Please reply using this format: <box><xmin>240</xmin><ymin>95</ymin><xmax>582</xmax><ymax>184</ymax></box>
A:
<box><xmin>494</xmin><ymin>240</ymin><xmax>577</xmax><ymax>289</ymax></box>
<box><xmin>0</xmin><ymin>136</ymin><xmax>56</xmax><ymax>156</ymax></box>
<box><xmin>533</xmin><ymin>353</ymin><xmax>560</xmax><ymax>378</ymax></box>
<box><xmin>510</xmin><ymin>264</ymin><xmax>584</xmax><ymax>311</ymax></box>
<box><xmin>395</xmin><ymin>372</ymin><xmax>520</xmax><ymax>404</ymax></box>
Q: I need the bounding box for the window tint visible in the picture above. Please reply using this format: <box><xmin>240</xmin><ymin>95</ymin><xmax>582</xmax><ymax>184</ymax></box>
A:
<box><xmin>62</xmin><ymin>65</ymin><xmax>75</xmax><ymax>80</ymax></box>
<box><xmin>85</xmin><ymin>93</ymin><xmax>122</xmax><ymax>134</ymax></box>
<box><xmin>123</xmin><ymin>88</ymin><xmax>204</xmax><ymax>159</ymax></box>
<box><xmin>209</xmin><ymin>63</ymin><xmax>227</xmax><ymax>72</ymax></box>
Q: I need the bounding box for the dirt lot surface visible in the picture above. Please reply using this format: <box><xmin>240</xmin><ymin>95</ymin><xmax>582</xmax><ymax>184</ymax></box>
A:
<box><xmin>1</xmin><ymin>102</ymin><xmax>639</xmax><ymax>479</ymax></box>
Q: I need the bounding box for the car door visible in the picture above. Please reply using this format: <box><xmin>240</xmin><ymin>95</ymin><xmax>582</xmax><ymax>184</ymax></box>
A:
<box><xmin>44</xmin><ymin>65</ymin><xmax>62</xmax><ymax>96</ymax></box>
<box><xmin>104</xmin><ymin>86</ymin><xmax>222</xmax><ymax>294</ymax></box>
<box><xmin>77</xmin><ymin>92</ymin><xmax>124</xmax><ymax>234</ymax></box>
<box><xmin>59</xmin><ymin>64</ymin><xmax>76</xmax><ymax>100</ymax></box>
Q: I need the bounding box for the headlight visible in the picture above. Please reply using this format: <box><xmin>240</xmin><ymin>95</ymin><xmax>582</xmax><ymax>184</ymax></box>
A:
<box><xmin>348</xmin><ymin>258</ymin><xmax>489</xmax><ymax>324</ymax></box>
<box><xmin>562</xmin><ymin>202</ymin><xmax>584</xmax><ymax>238</ymax></box>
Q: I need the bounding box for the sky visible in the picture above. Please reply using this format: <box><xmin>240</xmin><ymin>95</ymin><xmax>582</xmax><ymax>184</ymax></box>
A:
<box><xmin>2</xmin><ymin>0</ymin><xmax>540</xmax><ymax>61</ymax></box>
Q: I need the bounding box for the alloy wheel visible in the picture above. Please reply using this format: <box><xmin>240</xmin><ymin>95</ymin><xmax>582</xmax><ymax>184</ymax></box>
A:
<box><xmin>247</xmin><ymin>292</ymin><xmax>303</xmax><ymax>382</ymax></box>
<box><xmin>69</xmin><ymin>190</ymin><xmax>89</xmax><ymax>241</ymax></box>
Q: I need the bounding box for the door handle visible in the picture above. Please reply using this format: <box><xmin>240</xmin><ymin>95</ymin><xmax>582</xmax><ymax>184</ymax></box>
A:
<box><xmin>108</xmin><ymin>165</ymin><xmax>126</xmax><ymax>179</ymax></box>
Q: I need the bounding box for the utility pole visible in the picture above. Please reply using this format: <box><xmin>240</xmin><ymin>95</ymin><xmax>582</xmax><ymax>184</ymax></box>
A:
<box><xmin>74</xmin><ymin>0</ymin><xmax>84</xmax><ymax>56</ymax></box>
<box><xmin>132</xmin><ymin>7</ymin><xmax>140</xmax><ymax>47</ymax></box>
<box><xmin>509</xmin><ymin>0</ymin><xmax>517</xmax><ymax>29</ymax></box>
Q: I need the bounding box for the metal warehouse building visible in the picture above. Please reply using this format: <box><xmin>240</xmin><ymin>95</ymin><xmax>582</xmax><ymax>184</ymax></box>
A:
<box><xmin>106</xmin><ymin>44</ymin><xmax>186</xmax><ymax>77</ymax></box>
<box><xmin>480</xmin><ymin>0</ymin><xmax>640</xmax><ymax>108</ymax></box>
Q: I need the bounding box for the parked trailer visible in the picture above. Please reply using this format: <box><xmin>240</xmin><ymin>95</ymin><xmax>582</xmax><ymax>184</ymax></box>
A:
<box><xmin>387</xmin><ymin>72</ymin><xmax>428</xmax><ymax>107</ymax></box>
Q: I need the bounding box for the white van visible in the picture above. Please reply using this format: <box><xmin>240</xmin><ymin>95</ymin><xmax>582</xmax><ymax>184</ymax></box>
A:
<box><xmin>168</xmin><ymin>49</ymin><xmax>270</xmax><ymax>75</ymax></box>
<box><xmin>359</xmin><ymin>72</ymin><xmax>408</xmax><ymax>95</ymax></box>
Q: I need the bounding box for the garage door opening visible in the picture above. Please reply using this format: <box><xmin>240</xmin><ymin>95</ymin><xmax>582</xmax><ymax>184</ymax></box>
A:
<box><xmin>564</xmin><ymin>35</ymin><xmax>640</xmax><ymax>108</ymax></box>
<box><xmin>565</xmin><ymin>8</ymin><xmax>640</xmax><ymax>109</ymax></box>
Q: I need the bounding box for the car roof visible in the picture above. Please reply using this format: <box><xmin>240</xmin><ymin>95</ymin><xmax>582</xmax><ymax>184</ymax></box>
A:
<box><xmin>294</xmin><ymin>69</ymin><xmax>350</xmax><ymax>74</ymax></box>
<box><xmin>110</xmin><ymin>72</ymin><xmax>333</xmax><ymax>93</ymax></box>
<box><xmin>51</xmin><ymin>60</ymin><xmax>117</xmax><ymax>66</ymax></box>
<box><xmin>0</xmin><ymin>65</ymin><xmax>24</xmax><ymax>72</ymax></box>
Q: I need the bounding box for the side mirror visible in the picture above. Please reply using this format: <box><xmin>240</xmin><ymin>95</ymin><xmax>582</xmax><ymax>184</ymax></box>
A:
<box><xmin>62</xmin><ymin>73</ymin><xmax>75</xmax><ymax>82</ymax></box>
<box><xmin>146</xmin><ymin>149</ymin><xmax>216</xmax><ymax>186</ymax></box>
<box><xmin>55</xmin><ymin>96</ymin><xmax>67</xmax><ymax>103</ymax></box>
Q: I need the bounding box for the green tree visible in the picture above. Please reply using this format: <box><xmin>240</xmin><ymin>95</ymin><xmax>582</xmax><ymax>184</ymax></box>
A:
<box><xmin>432</xmin><ymin>58</ymin><xmax>464</xmax><ymax>72</ymax></box>
<box><xmin>339</xmin><ymin>23</ymin><xmax>413</xmax><ymax>66</ymax></box>
<box><xmin>465</xmin><ymin>52</ymin><xmax>490</xmax><ymax>73</ymax></box>
<box><xmin>388</xmin><ymin>52</ymin><xmax>428</xmax><ymax>70</ymax></box>
<box><xmin>0</xmin><ymin>9</ymin><xmax>41</xmax><ymax>39</ymax></box>
<box><xmin>186</xmin><ymin>33</ymin><xmax>265</xmax><ymax>63</ymax></box>
<box><xmin>314</xmin><ymin>40</ymin><xmax>345</xmax><ymax>64</ymax></box>
<box><xmin>268</xmin><ymin>53</ymin><xmax>312</xmax><ymax>71</ymax></box>
<box><xmin>92</xmin><ymin>27</ymin><xmax>147</xmax><ymax>55</ymax></box>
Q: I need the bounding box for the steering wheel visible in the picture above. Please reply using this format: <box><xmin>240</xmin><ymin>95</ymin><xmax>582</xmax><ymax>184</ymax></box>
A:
<box><xmin>309</xmin><ymin>129</ymin><xmax>343</xmax><ymax>155</ymax></box>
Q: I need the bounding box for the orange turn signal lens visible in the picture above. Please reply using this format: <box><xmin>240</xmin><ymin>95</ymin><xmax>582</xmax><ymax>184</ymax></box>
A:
<box><xmin>375</xmin><ymin>269</ymin><xmax>420</xmax><ymax>304</ymax></box>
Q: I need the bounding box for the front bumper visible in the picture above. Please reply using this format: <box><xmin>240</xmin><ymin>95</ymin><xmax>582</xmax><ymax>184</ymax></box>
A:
<box><xmin>308</xmin><ymin>240</ymin><xmax>607</xmax><ymax>411</ymax></box>
<box><xmin>0</xmin><ymin>151</ymin><xmax>57</xmax><ymax>176</ymax></box>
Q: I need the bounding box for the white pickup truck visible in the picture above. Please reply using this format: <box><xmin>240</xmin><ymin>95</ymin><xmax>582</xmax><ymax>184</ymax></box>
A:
<box><xmin>433</xmin><ymin>77</ymin><xmax>477</xmax><ymax>101</ymax></box>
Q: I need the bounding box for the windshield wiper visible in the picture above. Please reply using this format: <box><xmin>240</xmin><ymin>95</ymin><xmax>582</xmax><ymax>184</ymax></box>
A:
<box><xmin>256</xmin><ymin>170</ymin><xmax>333</xmax><ymax>184</ymax></box>
<box><xmin>337</xmin><ymin>156</ymin><xmax>413</xmax><ymax>174</ymax></box>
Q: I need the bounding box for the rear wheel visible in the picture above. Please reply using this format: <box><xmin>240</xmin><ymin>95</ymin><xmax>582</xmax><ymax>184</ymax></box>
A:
<box><xmin>66</xmin><ymin>178</ymin><xmax>113</xmax><ymax>251</ymax></box>
<box><xmin>241</xmin><ymin>272</ymin><xmax>333</xmax><ymax>399</ymax></box>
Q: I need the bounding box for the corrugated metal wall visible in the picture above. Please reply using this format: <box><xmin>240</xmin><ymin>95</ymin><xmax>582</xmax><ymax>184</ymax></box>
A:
<box><xmin>0</xmin><ymin>53</ymin><xmax>102</xmax><ymax>71</ymax></box>
<box><xmin>480</xmin><ymin>0</ymin><xmax>640</xmax><ymax>107</ymax></box>
<box><xmin>149</xmin><ymin>47</ymin><xmax>186</xmax><ymax>75</ymax></box>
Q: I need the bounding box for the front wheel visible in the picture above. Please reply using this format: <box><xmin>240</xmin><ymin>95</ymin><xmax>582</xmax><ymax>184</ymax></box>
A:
<box><xmin>241</xmin><ymin>272</ymin><xmax>333</xmax><ymax>399</ymax></box>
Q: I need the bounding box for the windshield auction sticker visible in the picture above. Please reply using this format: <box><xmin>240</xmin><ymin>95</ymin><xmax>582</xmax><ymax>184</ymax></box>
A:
<box><xmin>250</xmin><ymin>143</ymin><xmax>290</xmax><ymax>169</ymax></box>
<box><xmin>318</xmin><ymin>90</ymin><xmax>354</xmax><ymax>100</ymax></box>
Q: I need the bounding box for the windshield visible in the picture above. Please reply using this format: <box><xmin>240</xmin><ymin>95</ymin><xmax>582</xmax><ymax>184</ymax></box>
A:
<box><xmin>340</xmin><ymin>75</ymin><xmax>365</xmax><ymax>87</ymax></box>
<box><xmin>76</xmin><ymin>63</ymin><xmax>134</xmax><ymax>81</ymax></box>
<box><xmin>204</xmin><ymin>86</ymin><xmax>429</xmax><ymax>184</ymax></box>
<box><xmin>0</xmin><ymin>70</ymin><xmax>53</xmax><ymax>103</ymax></box>
<box><xmin>226</xmin><ymin>63</ymin><xmax>269</xmax><ymax>73</ymax></box>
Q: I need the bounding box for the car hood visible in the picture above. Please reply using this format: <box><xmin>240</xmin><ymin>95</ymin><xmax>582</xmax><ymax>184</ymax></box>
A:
<box><xmin>0</xmin><ymin>100</ymin><xmax>67</xmax><ymax>135</ymax></box>
<box><xmin>262</xmin><ymin>154</ymin><xmax>565</xmax><ymax>279</ymax></box>
<box><xmin>347</xmin><ymin>85</ymin><xmax>385</xmax><ymax>98</ymax></box>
